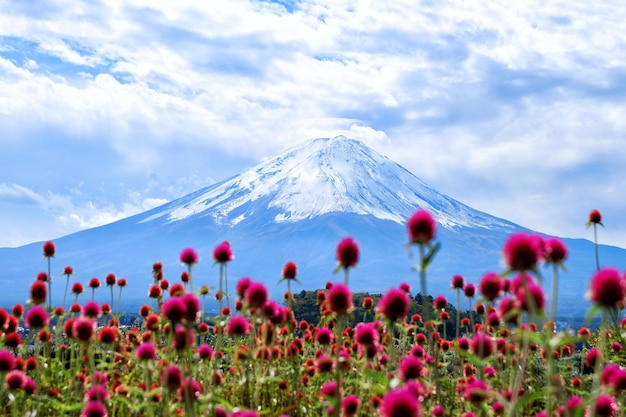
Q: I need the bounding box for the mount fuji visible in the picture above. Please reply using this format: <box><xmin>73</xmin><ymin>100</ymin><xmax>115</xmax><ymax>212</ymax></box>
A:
<box><xmin>1</xmin><ymin>136</ymin><xmax>624</xmax><ymax>320</ymax></box>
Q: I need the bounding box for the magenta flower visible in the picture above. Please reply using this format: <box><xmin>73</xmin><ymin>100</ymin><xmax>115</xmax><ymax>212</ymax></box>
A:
<box><xmin>42</xmin><ymin>241</ymin><xmax>55</xmax><ymax>258</ymax></box>
<box><xmin>355</xmin><ymin>323</ymin><xmax>379</xmax><ymax>347</ymax></box>
<box><xmin>377</xmin><ymin>288</ymin><xmax>410</xmax><ymax>321</ymax></box>
<box><xmin>463</xmin><ymin>379</ymin><xmax>491</xmax><ymax>403</ymax></box>
<box><xmin>30</xmin><ymin>281</ymin><xmax>47</xmax><ymax>305</ymax></box>
<box><xmin>327</xmin><ymin>283</ymin><xmax>353</xmax><ymax>315</ymax></box>
<box><xmin>197</xmin><ymin>344</ymin><xmax>214</xmax><ymax>360</ymax></box>
<box><xmin>81</xmin><ymin>401</ymin><xmax>107</xmax><ymax>417</ymax></box>
<box><xmin>471</xmin><ymin>333</ymin><xmax>494</xmax><ymax>359</ymax></box>
<box><xmin>136</xmin><ymin>342</ymin><xmax>157</xmax><ymax>361</ymax></box>
<box><xmin>433</xmin><ymin>295</ymin><xmax>447</xmax><ymax>310</ymax></box>
<box><xmin>451</xmin><ymin>274</ymin><xmax>465</xmax><ymax>289</ymax></box>
<box><xmin>245</xmin><ymin>282</ymin><xmax>268</xmax><ymax>308</ymax></box>
<box><xmin>213</xmin><ymin>241</ymin><xmax>233</xmax><ymax>263</ymax></box>
<box><xmin>399</xmin><ymin>355</ymin><xmax>425</xmax><ymax>381</ymax></box>
<box><xmin>25</xmin><ymin>306</ymin><xmax>48</xmax><ymax>328</ymax></box>
<box><xmin>503</xmin><ymin>232</ymin><xmax>542</xmax><ymax>271</ymax></box>
<box><xmin>181</xmin><ymin>293</ymin><xmax>200</xmax><ymax>322</ymax></box>
<box><xmin>72</xmin><ymin>318</ymin><xmax>95</xmax><ymax>342</ymax></box>
<box><xmin>516</xmin><ymin>283</ymin><xmax>546</xmax><ymax>313</ymax></box>
<box><xmin>236</xmin><ymin>277</ymin><xmax>252</xmax><ymax>298</ymax></box>
<box><xmin>180</xmin><ymin>247</ymin><xmax>199</xmax><ymax>266</ymax></box>
<box><xmin>464</xmin><ymin>284</ymin><xmax>476</xmax><ymax>298</ymax></box>
<box><xmin>0</xmin><ymin>350</ymin><xmax>16</xmax><ymax>372</ymax></box>
<box><xmin>4</xmin><ymin>369</ymin><xmax>25</xmax><ymax>390</ymax></box>
<box><xmin>380</xmin><ymin>386</ymin><xmax>422</xmax><ymax>417</ymax></box>
<box><xmin>282</xmin><ymin>261</ymin><xmax>297</xmax><ymax>280</ymax></box>
<box><xmin>407</xmin><ymin>209</ymin><xmax>436</xmax><ymax>245</ymax></box>
<box><xmin>163</xmin><ymin>297</ymin><xmax>188</xmax><ymax>323</ymax></box>
<box><xmin>105</xmin><ymin>273</ymin><xmax>116</xmax><ymax>286</ymax></box>
<box><xmin>587</xmin><ymin>268</ymin><xmax>626</xmax><ymax>308</ymax></box>
<box><xmin>342</xmin><ymin>394</ymin><xmax>360</xmax><ymax>415</ymax></box>
<box><xmin>543</xmin><ymin>237</ymin><xmax>568</xmax><ymax>263</ymax></box>
<box><xmin>336</xmin><ymin>237</ymin><xmax>359</xmax><ymax>269</ymax></box>
<box><xmin>82</xmin><ymin>301</ymin><xmax>101</xmax><ymax>318</ymax></box>
<box><xmin>227</xmin><ymin>315</ymin><xmax>251</xmax><ymax>336</ymax></box>
<box><xmin>479</xmin><ymin>272</ymin><xmax>502</xmax><ymax>301</ymax></box>
<box><xmin>594</xmin><ymin>394</ymin><xmax>617</xmax><ymax>417</ymax></box>
<box><xmin>316</xmin><ymin>327</ymin><xmax>334</xmax><ymax>345</ymax></box>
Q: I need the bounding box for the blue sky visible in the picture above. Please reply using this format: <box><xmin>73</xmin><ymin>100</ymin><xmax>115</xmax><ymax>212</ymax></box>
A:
<box><xmin>1</xmin><ymin>0</ymin><xmax>626</xmax><ymax>248</ymax></box>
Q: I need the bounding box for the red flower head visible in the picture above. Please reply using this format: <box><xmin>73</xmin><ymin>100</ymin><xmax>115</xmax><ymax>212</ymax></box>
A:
<box><xmin>588</xmin><ymin>209</ymin><xmax>603</xmax><ymax>225</ymax></box>
<box><xmin>4</xmin><ymin>369</ymin><xmax>25</xmax><ymax>390</ymax></box>
<box><xmin>227</xmin><ymin>316</ymin><xmax>251</xmax><ymax>336</ymax></box>
<box><xmin>503</xmin><ymin>232</ymin><xmax>543</xmax><ymax>271</ymax></box>
<box><xmin>380</xmin><ymin>386</ymin><xmax>423</xmax><ymax>417</ymax></box>
<box><xmin>451</xmin><ymin>275</ymin><xmax>465</xmax><ymax>289</ymax></box>
<box><xmin>433</xmin><ymin>295</ymin><xmax>448</xmax><ymax>311</ymax></box>
<box><xmin>516</xmin><ymin>284</ymin><xmax>546</xmax><ymax>313</ymax></box>
<box><xmin>42</xmin><ymin>241</ymin><xmax>55</xmax><ymax>258</ymax></box>
<box><xmin>105</xmin><ymin>273</ymin><xmax>116</xmax><ymax>286</ymax></box>
<box><xmin>464</xmin><ymin>284</ymin><xmax>476</xmax><ymax>298</ymax></box>
<box><xmin>0</xmin><ymin>350</ymin><xmax>16</xmax><ymax>372</ymax></box>
<box><xmin>236</xmin><ymin>277</ymin><xmax>252</xmax><ymax>299</ymax></box>
<box><xmin>594</xmin><ymin>394</ymin><xmax>617</xmax><ymax>417</ymax></box>
<box><xmin>117</xmin><ymin>278</ymin><xmax>127</xmax><ymax>288</ymax></box>
<box><xmin>407</xmin><ymin>209</ymin><xmax>437</xmax><ymax>245</ymax></box>
<box><xmin>36</xmin><ymin>272</ymin><xmax>48</xmax><ymax>282</ymax></box>
<box><xmin>72</xmin><ymin>317</ymin><xmax>95</xmax><ymax>342</ymax></box>
<box><xmin>98</xmin><ymin>327</ymin><xmax>117</xmax><ymax>344</ymax></box>
<box><xmin>245</xmin><ymin>282</ymin><xmax>268</xmax><ymax>308</ymax></box>
<box><xmin>179</xmin><ymin>248</ymin><xmax>199</xmax><ymax>266</ymax></box>
<box><xmin>376</xmin><ymin>286</ymin><xmax>411</xmax><ymax>321</ymax></box>
<box><xmin>327</xmin><ymin>283</ymin><xmax>353</xmax><ymax>315</ymax></box>
<box><xmin>63</xmin><ymin>266</ymin><xmax>73</xmax><ymax>275</ymax></box>
<box><xmin>463</xmin><ymin>379</ymin><xmax>492</xmax><ymax>404</ymax></box>
<box><xmin>82</xmin><ymin>301</ymin><xmax>101</xmax><ymax>318</ymax></box>
<box><xmin>71</xmin><ymin>283</ymin><xmax>84</xmax><ymax>295</ymax></box>
<box><xmin>136</xmin><ymin>342</ymin><xmax>157</xmax><ymax>361</ymax></box>
<box><xmin>180</xmin><ymin>271</ymin><xmax>190</xmax><ymax>283</ymax></box>
<box><xmin>543</xmin><ymin>237</ymin><xmax>568</xmax><ymax>264</ymax></box>
<box><xmin>336</xmin><ymin>238</ymin><xmax>359</xmax><ymax>269</ymax></box>
<box><xmin>587</xmin><ymin>268</ymin><xmax>626</xmax><ymax>308</ymax></box>
<box><xmin>163</xmin><ymin>297</ymin><xmax>187</xmax><ymax>323</ymax></box>
<box><xmin>479</xmin><ymin>272</ymin><xmax>502</xmax><ymax>302</ymax></box>
<box><xmin>213</xmin><ymin>241</ymin><xmax>233</xmax><ymax>264</ymax></box>
<box><xmin>471</xmin><ymin>333</ymin><xmax>494</xmax><ymax>359</ymax></box>
<box><xmin>88</xmin><ymin>278</ymin><xmax>100</xmax><ymax>289</ymax></box>
<box><xmin>25</xmin><ymin>306</ymin><xmax>49</xmax><ymax>328</ymax></box>
<box><xmin>282</xmin><ymin>262</ymin><xmax>297</xmax><ymax>280</ymax></box>
<box><xmin>399</xmin><ymin>355</ymin><xmax>425</xmax><ymax>381</ymax></box>
<box><xmin>30</xmin><ymin>281</ymin><xmax>47</xmax><ymax>305</ymax></box>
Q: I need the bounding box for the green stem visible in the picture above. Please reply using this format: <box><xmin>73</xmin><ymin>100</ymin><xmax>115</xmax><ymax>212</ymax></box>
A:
<box><xmin>456</xmin><ymin>289</ymin><xmax>461</xmax><ymax>339</ymax></box>
<box><xmin>47</xmin><ymin>257</ymin><xmax>52</xmax><ymax>311</ymax></box>
<box><xmin>188</xmin><ymin>265</ymin><xmax>194</xmax><ymax>295</ymax></box>
<box><xmin>62</xmin><ymin>274</ymin><xmax>70</xmax><ymax>311</ymax></box>
<box><xmin>419</xmin><ymin>244</ymin><xmax>431</xmax><ymax>325</ymax></box>
<box><xmin>550</xmin><ymin>264</ymin><xmax>559</xmax><ymax>324</ymax></box>
<box><xmin>594</xmin><ymin>224</ymin><xmax>600</xmax><ymax>271</ymax></box>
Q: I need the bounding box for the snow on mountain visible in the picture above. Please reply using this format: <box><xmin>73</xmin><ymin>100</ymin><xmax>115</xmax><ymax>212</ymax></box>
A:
<box><xmin>140</xmin><ymin>136</ymin><xmax>514</xmax><ymax>231</ymax></box>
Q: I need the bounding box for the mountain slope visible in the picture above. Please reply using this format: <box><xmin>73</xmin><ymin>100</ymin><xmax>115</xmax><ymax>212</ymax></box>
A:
<box><xmin>0</xmin><ymin>136</ymin><xmax>623</xmax><ymax>323</ymax></box>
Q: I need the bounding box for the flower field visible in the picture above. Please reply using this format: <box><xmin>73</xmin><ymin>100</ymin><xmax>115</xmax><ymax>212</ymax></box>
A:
<box><xmin>1</xmin><ymin>209</ymin><xmax>625</xmax><ymax>417</ymax></box>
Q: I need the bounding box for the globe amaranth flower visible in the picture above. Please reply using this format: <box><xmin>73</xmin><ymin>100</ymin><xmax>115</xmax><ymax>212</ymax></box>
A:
<box><xmin>81</xmin><ymin>401</ymin><xmax>107</xmax><ymax>417</ymax></box>
<box><xmin>587</xmin><ymin>268</ymin><xmax>626</xmax><ymax>309</ymax></box>
<box><xmin>451</xmin><ymin>274</ymin><xmax>465</xmax><ymax>289</ymax></box>
<box><xmin>30</xmin><ymin>281</ymin><xmax>47</xmax><ymax>305</ymax></box>
<box><xmin>543</xmin><ymin>237</ymin><xmax>568</xmax><ymax>264</ymax></box>
<box><xmin>377</xmin><ymin>288</ymin><xmax>410</xmax><ymax>321</ymax></box>
<box><xmin>136</xmin><ymin>342</ymin><xmax>157</xmax><ymax>361</ymax></box>
<box><xmin>179</xmin><ymin>248</ymin><xmax>199</xmax><ymax>266</ymax></box>
<box><xmin>399</xmin><ymin>355</ymin><xmax>425</xmax><ymax>381</ymax></box>
<box><xmin>407</xmin><ymin>209</ymin><xmax>436</xmax><ymax>245</ymax></box>
<box><xmin>380</xmin><ymin>386</ymin><xmax>423</xmax><ymax>417</ymax></box>
<box><xmin>282</xmin><ymin>261</ymin><xmax>297</xmax><ymax>280</ymax></box>
<box><xmin>327</xmin><ymin>283</ymin><xmax>353</xmax><ymax>315</ymax></box>
<box><xmin>594</xmin><ymin>394</ymin><xmax>617</xmax><ymax>417</ymax></box>
<box><xmin>503</xmin><ymin>232</ymin><xmax>543</xmax><ymax>271</ymax></box>
<box><xmin>0</xmin><ymin>350</ymin><xmax>16</xmax><ymax>372</ymax></box>
<box><xmin>72</xmin><ymin>283</ymin><xmax>84</xmax><ymax>295</ymax></box>
<box><xmin>42</xmin><ymin>241</ymin><xmax>56</xmax><ymax>258</ymax></box>
<box><xmin>25</xmin><ymin>306</ymin><xmax>48</xmax><ymax>328</ymax></box>
<box><xmin>336</xmin><ymin>238</ymin><xmax>359</xmax><ymax>269</ymax></box>
<box><xmin>342</xmin><ymin>394</ymin><xmax>360</xmax><ymax>416</ymax></box>
<box><xmin>433</xmin><ymin>295</ymin><xmax>448</xmax><ymax>310</ymax></box>
<box><xmin>463</xmin><ymin>379</ymin><xmax>491</xmax><ymax>404</ymax></box>
<box><xmin>588</xmin><ymin>209</ymin><xmax>603</xmax><ymax>226</ymax></box>
<box><xmin>464</xmin><ymin>284</ymin><xmax>476</xmax><ymax>298</ymax></box>
<box><xmin>163</xmin><ymin>297</ymin><xmax>187</xmax><ymax>323</ymax></box>
<box><xmin>213</xmin><ymin>241</ymin><xmax>233</xmax><ymax>263</ymax></box>
<box><xmin>227</xmin><ymin>315</ymin><xmax>251</xmax><ymax>336</ymax></box>
<box><xmin>245</xmin><ymin>282</ymin><xmax>268</xmax><ymax>308</ymax></box>
<box><xmin>515</xmin><ymin>284</ymin><xmax>546</xmax><ymax>313</ymax></box>
<box><xmin>4</xmin><ymin>369</ymin><xmax>25</xmax><ymax>390</ymax></box>
<box><xmin>355</xmin><ymin>322</ymin><xmax>379</xmax><ymax>347</ymax></box>
<box><xmin>88</xmin><ymin>278</ymin><xmax>101</xmax><ymax>289</ymax></box>
<box><xmin>72</xmin><ymin>318</ymin><xmax>95</xmax><ymax>342</ymax></box>
<box><xmin>471</xmin><ymin>333</ymin><xmax>494</xmax><ymax>359</ymax></box>
<box><xmin>479</xmin><ymin>272</ymin><xmax>502</xmax><ymax>302</ymax></box>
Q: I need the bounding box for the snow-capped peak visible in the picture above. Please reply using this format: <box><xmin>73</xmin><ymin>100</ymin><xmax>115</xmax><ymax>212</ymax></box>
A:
<box><xmin>140</xmin><ymin>136</ymin><xmax>513</xmax><ymax>230</ymax></box>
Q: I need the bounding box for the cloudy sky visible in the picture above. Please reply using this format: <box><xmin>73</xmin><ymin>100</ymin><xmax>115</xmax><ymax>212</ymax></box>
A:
<box><xmin>1</xmin><ymin>0</ymin><xmax>625</xmax><ymax>249</ymax></box>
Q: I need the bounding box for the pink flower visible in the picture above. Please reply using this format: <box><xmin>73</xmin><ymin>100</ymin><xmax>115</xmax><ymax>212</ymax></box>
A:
<box><xmin>433</xmin><ymin>295</ymin><xmax>447</xmax><ymax>310</ymax></box>
<box><xmin>407</xmin><ymin>209</ymin><xmax>436</xmax><ymax>245</ymax></box>
<box><xmin>316</xmin><ymin>327</ymin><xmax>334</xmax><ymax>345</ymax></box>
<box><xmin>380</xmin><ymin>386</ymin><xmax>423</xmax><ymax>417</ymax></box>
<box><xmin>471</xmin><ymin>333</ymin><xmax>494</xmax><ymax>359</ymax></box>
<box><xmin>342</xmin><ymin>394</ymin><xmax>360</xmax><ymax>415</ymax></box>
<box><xmin>516</xmin><ymin>284</ymin><xmax>545</xmax><ymax>313</ymax></box>
<box><xmin>82</xmin><ymin>301</ymin><xmax>101</xmax><ymax>318</ymax></box>
<box><xmin>42</xmin><ymin>241</ymin><xmax>55</xmax><ymax>257</ymax></box>
<box><xmin>236</xmin><ymin>277</ymin><xmax>252</xmax><ymax>298</ymax></box>
<box><xmin>245</xmin><ymin>282</ymin><xmax>268</xmax><ymax>308</ymax></box>
<box><xmin>377</xmin><ymin>288</ymin><xmax>410</xmax><ymax>321</ymax></box>
<box><xmin>355</xmin><ymin>323</ymin><xmax>379</xmax><ymax>347</ymax></box>
<box><xmin>197</xmin><ymin>344</ymin><xmax>214</xmax><ymax>360</ymax></box>
<box><xmin>336</xmin><ymin>238</ymin><xmax>359</xmax><ymax>268</ymax></box>
<box><xmin>181</xmin><ymin>293</ymin><xmax>200</xmax><ymax>322</ymax></box>
<box><xmin>479</xmin><ymin>272</ymin><xmax>502</xmax><ymax>301</ymax></box>
<box><xmin>282</xmin><ymin>261</ymin><xmax>297</xmax><ymax>279</ymax></box>
<box><xmin>503</xmin><ymin>232</ymin><xmax>542</xmax><ymax>271</ymax></box>
<box><xmin>81</xmin><ymin>401</ymin><xmax>107</xmax><ymax>417</ymax></box>
<box><xmin>4</xmin><ymin>369</ymin><xmax>25</xmax><ymax>390</ymax></box>
<box><xmin>163</xmin><ymin>297</ymin><xmax>187</xmax><ymax>323</ymax></box>
<box><xmin>451</xmin><ymin>275</ymin><xmax>465</xmax><ymax>289</ymax></box>
<box><xmin>463</xmin><ymin>379</ymin><xmax>491</xmax><ymax>403</ymax></box>
<box><xmin>399</xmin><ymin>355</ymin><xmax>425</xmax><ymax>381</ymax></box>
<box><xmin>25</xmin><ymin>306</ymin><xmax>48</xmax><ymax>328</ymax></box>
<box><xmin>543</xmin><ymin>237</ymin><xmax>568</xmax><ymax>263</ymax></box>
<box><xmin>227</xmin><ymin>316</ymin><xmax>251</xmax><ymax>336</ymax></box>
<box><xmin>587</xmin><ymin>268</ymin><xmax>626</xmax><ymax>308</ymax></box>
<box><xmin>72</xmin><ymin>318</ymin><xmax>95</xmax><ymax>342</ymax></box>
<box><xmin>213</xmin><ymin>241</ymin><xmax>233</xmax><ymax>263</ymax></box>
<box><xmin>0</xmin><ymin>350</ymin><xmax>16</xmax><ymax>372</ymax></box>
<box><xmin>464</xmin><ymin>284</ymin><xmax>476</xmax><ymax>298</ymax></box>
<box><xmin>136</xmin><ymin>342</ymin><xmax>157</xmax><ymax>361</ymax></box>
<box><xmin>180</xmin><ymin>248</ymin><xmax>199</xmax><ymax>266</ymax></box>
<box><xmin>327</xmin><ymin>283</ymin><xmax>353</xmax><ymax>315</ymax></box>
<box><xmin>161</xmin><ymin>364</ymin><xmax>183</xmax><ymax>391</ymax></box>
<box><xmin>594</xmin><ymin>394</ymin><xmax>617</xmax><ymax>417</ymax></box>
